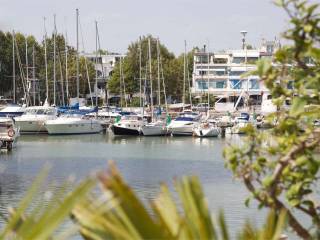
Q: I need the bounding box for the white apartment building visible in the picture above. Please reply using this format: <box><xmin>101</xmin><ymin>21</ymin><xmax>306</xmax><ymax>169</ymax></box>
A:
<box><xmin>192</xmin><ymin>40</ymin><xmax>279</xmax><ymax>111</ymax></box>
<box><xmin>83</xmin><ymin>52</ymin><xmax>125</xmax><ymax>101</ymax></box>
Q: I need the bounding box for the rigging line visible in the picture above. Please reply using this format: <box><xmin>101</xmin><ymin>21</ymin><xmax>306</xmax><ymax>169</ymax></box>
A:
<box><xmin>186</xmin><ymin>51</ymin><xmax>192</xmax><ymax>107</ymax></box>
<box><xmin>56</xmin><ymin>36</ymin><xmax>65</xmax><ymax>106</ymax></box>
<box><xmin>96</xmin><ymin>24</ymin><xmax>107</xmax><ymax>106</ymax></box>
<box><xmin>43</xmin><ymin>17</ymin><xmax>49</xmax><ymax>103</ymax></box>
<box><xmin>14</xmin><ymin>39</ymin><xmax>30</xmax><ymax>106</ymax></box>
<box><xmin>120</xmin><ymin>56</ymin><xmax>127</xmax><ymax>108</ymax></box>
<box><xmin>159</xmin><ymin>50</ymin><xmax>168</xmax><ymax>114</ymax></box>
<box><xmin>97</xmin><ymin>24</ymin><xmax>109</xmax><ymax>106</ymax></box>
<box><xmin>65</xmin><ymin>30</ymin><xmax>69</xmax><ymax>101</ymax></box>
<box><xmin>78</xmin><ymin>16</ymin><xmax>94</xmax><ymax>107</ymax></box>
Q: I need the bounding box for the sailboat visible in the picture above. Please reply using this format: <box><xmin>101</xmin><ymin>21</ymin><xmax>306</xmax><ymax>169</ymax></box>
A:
<box><xmin>141</xmin><ymin>38</ymin><xmax>168</xmax><ymax>136</ymax></box>
<box><xmin>110</xmin><ymin>54</ymin><xmax>146</xmax><ymax>135</ymax></box>
<box><xmin>167</xmin><ymin>41</ymin><xmax>200</xmax><ymax>136</ymax></box>
<box><xmin>44</xmin><ymin>10</ymin><xmax>102</xmax><ymax>135</ymax></box>
<box><xmin>193</xmin><ymin>49</ymin><xmax>220</xmax><ymax>137</ymax></box>
<box><xmin>15</xmin><ymin>27</ymin><xmax>58</xmax><ymax>134</ymax></box>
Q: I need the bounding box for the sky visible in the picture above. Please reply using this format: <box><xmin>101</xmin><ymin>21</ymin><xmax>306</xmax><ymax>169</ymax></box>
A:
<box><xmin>0</xmin><ymin>0</ymin><xmax>290</xmax><ymax>55</ymax></box>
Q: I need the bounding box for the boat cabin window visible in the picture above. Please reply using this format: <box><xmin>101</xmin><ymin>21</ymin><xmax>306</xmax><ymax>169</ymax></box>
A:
<box><xmin>25</xmin><ymin>109</ymin><xmax>37</xmax><ymax>115</ymax></box>
<box><xmin>175</xmin><ymin>117</ymin><xmax>194</xmax><ymax>122</ymax></box>
<box><xmin>36</xmin><ymin>109</ymin><xmax>46</xmax><ymax>114</ymax></box>
<box><xmin>45</xmin><ymin>109</ymin><xmax>56</xmax><ymax>115</ymax></box>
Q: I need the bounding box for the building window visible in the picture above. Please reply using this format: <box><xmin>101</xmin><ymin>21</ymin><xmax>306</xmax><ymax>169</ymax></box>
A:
<box><xmin>216</xmin><ymin>81</ymin><xmax>226</xmax><ymax>88</ymax></box>
<box><xmin>197</xmin><ymin>80</ymin><xmax>208</xmax><ymax>90</ymax></box>
<box><xmin>198</xmin><ymin>70</ymin><xmax>207</xmax><ymax>76</ymax></box>
<box><xmin>195</xmin><ymin>55</ymin><xmax>209</xmax><ymax>64</ymax></box>
<box><xmin>232</xmin><ymin>57</ymin><xmax>245</xmax><ymax>64</ymax></box>
<box><xmin>230</xmin><ymin>71</ymin><xmax>245</xmax><ymax>76</ymax></box>
<box><xmin>249</xmin><ymin>79</ymin><xmax>259</xmax><ymax>89</ymax></box>
<box><xmin>230</xmin><ymin>79</ymin><xmax>242</xmax><ymax>89</ymax></box>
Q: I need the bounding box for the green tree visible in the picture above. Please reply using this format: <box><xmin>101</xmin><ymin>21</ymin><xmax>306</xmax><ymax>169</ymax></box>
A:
<box><xmin>108</xmin><ymin>35</ymin><xmax>191</xmax><ymax>105</ymax></box>
<box><xmin>224</xmin><ymin>1</ymin><xmax>320</xmax><ymax>239</ymax></box>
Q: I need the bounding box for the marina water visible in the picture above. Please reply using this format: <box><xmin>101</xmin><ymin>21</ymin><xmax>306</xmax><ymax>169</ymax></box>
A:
<box><xmin>0</xmin><ymin>133</ymin><xmax>268</xmax><ymax>238</ymax></box>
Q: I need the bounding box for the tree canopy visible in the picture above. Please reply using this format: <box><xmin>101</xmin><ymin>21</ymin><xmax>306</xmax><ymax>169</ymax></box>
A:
<box><xmin>224</xmin><ymin>1</ymin><xmax>320</xmax><ymax>239</ymax></box>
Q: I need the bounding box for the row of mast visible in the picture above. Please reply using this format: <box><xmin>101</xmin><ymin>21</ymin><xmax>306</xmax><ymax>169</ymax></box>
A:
<box><xmin>11</xmin><ymin>9</ymin><xmax>102</xmax><ymax>108</ymax></box>
<box><xmin>10</xmin><ymin>11</ymin><xmax>193</xmax><ymax>111</ymax></box>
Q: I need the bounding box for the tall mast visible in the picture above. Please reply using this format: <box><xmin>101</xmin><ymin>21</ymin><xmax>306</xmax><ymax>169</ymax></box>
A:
<box><xmin>96</xmin><ymin>27</ymin><xmax>107</xmax><ymax>106</ymax></box>
<box><xmin>65</xmin><ymin>31</ymin><xmax>69</xmax><ymax>103</ymax></box>
<box><xmin>12</xmin><ymin>31</ymin><xmax>16</xmax><ymax>103</ymax></box>
<box><xmin>119</xmin><ymin>57</ymin><xmax>123</xmax><ymax>108</ymax></box>
<box><xmin>95</xmin><ymin>20</ymin><xmax>98</xmax><ymax>107</ymax></box>
<box><xmin>207</xmin><ymin>47</ymin><xmax>210</xmax><ymax>116</ymax></box>
<box><xmin>183</xmin><ymin>40</ymin><xmax>186</xmax><ymax>111</ymax></box>
<box><xmin>157</xmin><ymin>38</ymin><xmax>161</xmax><ymax>107</ymax></box>
<box><xmin>76</xmin><ymin>9</ymin><xmax>80</xmax><ymax>103</ymax></box>
<box><xmin>25</xmin><ymin>36</ymin><xmax>29</xmax><ymax>106</ymax></box>
<box><xmin>53</xmin><ymin>14</ymin><xmax>57</xmax><ymax>106</ymax></box>
<box><xmin>148</xmin><ymin>37</ymin><xmax>153</xmax><ymax>120</ymax></box>
<box><xmin>32</xmin><ymin>45</ymin><xmax>36</xmax><ymax>106</ymax></box>
<box><xmin>186</xmin><ymin>50</ymin><xmax>192</xmax><ymax>107</ymax></box>
<box><xmin>139</xmin><ymin>36</ymin><xmax>142</xmax><ymax>109</ymax></box>
<box><xmin>43</xmin><ymin>17</ymin><xmax>49</xmax><ymax>103</ymax></box>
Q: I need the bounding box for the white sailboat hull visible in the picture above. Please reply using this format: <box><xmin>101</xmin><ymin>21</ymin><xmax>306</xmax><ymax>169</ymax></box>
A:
<box><xmin>141</xmin><ymin>122</ymin><xmax>167</xmax><ymax>136</ymax></box>
<box><xmin>193</xmin><ymin>126</ymin><xmax>220</xmax><ymax>137</ymax></box>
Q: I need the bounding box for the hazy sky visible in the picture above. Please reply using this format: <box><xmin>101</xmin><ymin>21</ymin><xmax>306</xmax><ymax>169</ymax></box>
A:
<box><xmin>0</xmin><ymin>0</ymin><xmax>290</xmax><ymax>55</ymax></box>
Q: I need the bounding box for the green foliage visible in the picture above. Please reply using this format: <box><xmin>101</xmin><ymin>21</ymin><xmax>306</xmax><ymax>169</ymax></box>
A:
<box><xmin>73</xmin><ymin>162</ymin><xmax>286</xmax><ymax>240</ymax></box>
<box><xmin>0</xmin><ymin>31</ymin><xmax>95</xmax><ymax>106</ymax></box>
<box><xmin>1</xmin><ymin>163</ymin><xmax>287</xmax><ymax>240</ymax></box>
<box><xmin>224</xmin><ymin>1</ymin><xmax>320</xmax><ymax>239</ymax></box>
<box><xmin>0</xmin><ymin>166</ymin><xmax>95</xmax><ymax>239</ymax></box>
<box><xmin>108</xmin><ymin>35</ymin><xmax>194</xmax><ymax>102</ymax></box>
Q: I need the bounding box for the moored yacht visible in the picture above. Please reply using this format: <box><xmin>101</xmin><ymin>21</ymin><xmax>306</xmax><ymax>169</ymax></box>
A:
<box><xmin>45</xmin><ymin>112</ymin><xmax>102</xmax><ymax>135</ymax></box>
<box><xmin>141</xmin><ymin>120</ymin><xmax>167</xmax><ymax>136</ymax></box>
<box><xmin>0</xmin><ymin>117</ymin><xmax>20</xmax><ymax>151</ymax></box>
<box><xmin>167</xmin><ymin>111</ymin><xmax>200</xmax><ymax>136</ymax></box>
<box><xmin>110</xmin><ymin>114</ymin><xmax>146</xmax><ymax>135</ymax></box>
<box><xmin>226</xmin><ymin>112</ymin><xmax>250</xmax><ymax>134</ymax></box>
<box><xmin>0</xmin><ymin>104</ymin><xmax>25</xmax><ymax>117</ymax></box>
<box><xmin>14</xmin><ymin>106</ymin><xmax>57</xmax><ymax>134</ymax></box>
<box><xmin>193</xmin><ymin>120</ymin><xmax>220</xmax><ymax>137</ymax></box>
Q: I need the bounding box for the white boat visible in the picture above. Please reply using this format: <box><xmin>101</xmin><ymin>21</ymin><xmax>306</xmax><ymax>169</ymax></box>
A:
<box><xmin>141</xmin><ymin>120</ymin><xmax>167</xmax><ymax>136</ymax></box>
<box><xmin>226</xmin><ymin>113</ymin><xmax>250</xmax><ymax>134</ymax></box>
<box><xmin>110</xmin><ymin>114</ymin><xmax>145</xmax><ymax>135</ymax></box>
<box><xmin>193</xmin><ymin>122</ymin><xmax>220</xmax><ymax>137</ymax></box>
<box><xmin>0</xmin><ymin>104</ymin><xmax>25</xmax><ymax>117</ymax></box>
<box><xmin>14</xmin><ymin>106</ymin><xmax>57</xmax><ymax>134</ymax></box>
<box><xmin>0</xmin><ymin>117</ymin><xmax>20</xmax><ymax>151</ymax></box>
<box><xmin>45</xmin><ymin>114</ymin><xmax>102</xmax><ymax>135</ymax></box>
<box><xmin>167</xmin><ymin>111</ymin><xmax>200</xmax><ymax>136</ymax></box>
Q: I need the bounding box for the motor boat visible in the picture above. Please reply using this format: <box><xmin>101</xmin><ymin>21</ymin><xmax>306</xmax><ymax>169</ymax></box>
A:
<box><xmin>110</xmin><ymin>114</ymin><xmax>146</xmax><ymax>135</ymax></box>
<box><xmin>141</xmin><ymin>120</ymin><xmax>167</xmax><ymax>136</ymax></box>
<box><xmin>0</xmin><ymin>117</ymin><xmax>20</xmax><ymax>151</ymax></box>
<box><xmin>226</xmin><ymin>112</ymin><xmax>250</xmax><ymax>134</ymax></box>
<box><xmin>45</xmin><ymin>113</ymin><xmax>102</xmax><ymax>135</ymax></box>
<box><xmin>14</xmin><ymin>106</ymin><xmax>58</xmax><ymax>134</ymax></box>
<box><xmin>0</xmin><ymin>104</ymin><xmax>25</xmax><ymax>117</ymax></box>
<box><xmin>167</xmin><ymin>111</ymin><xmax>200</xmax><ymax>136</ymax></box>
<box><xmin>193</xmin><ymin>120</ymin><xmax>220</xmax><ymax>137</ymax></box>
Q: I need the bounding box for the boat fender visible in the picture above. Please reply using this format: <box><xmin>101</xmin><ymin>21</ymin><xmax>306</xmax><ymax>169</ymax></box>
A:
<box><xmin>7</xmin><ymin>129</ymin><xmax>15</xmax><ymax>138</ymax></box>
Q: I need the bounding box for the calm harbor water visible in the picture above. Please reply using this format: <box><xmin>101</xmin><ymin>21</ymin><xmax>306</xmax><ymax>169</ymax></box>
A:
<box><xmin>0</xmin><ymin>133</ymin><xmax>268</xmax><ymax>237</ymax></box>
